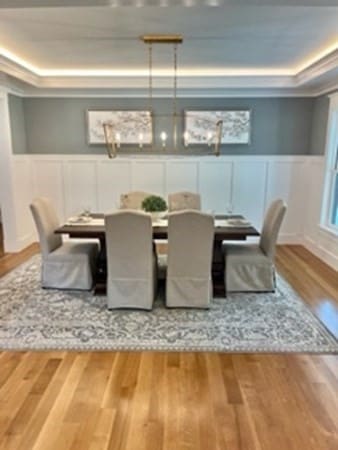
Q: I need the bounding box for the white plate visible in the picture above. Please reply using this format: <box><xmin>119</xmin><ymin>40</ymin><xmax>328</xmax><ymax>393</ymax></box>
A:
<box><xmin>67</xmin><ymin>216</ymin><xmax>92</xmax><ymax>224</ymax></box>
<box><xmin>226</xmin><ymin>218</ymin><xmax>251</xmax><ymax>227</ymax></box>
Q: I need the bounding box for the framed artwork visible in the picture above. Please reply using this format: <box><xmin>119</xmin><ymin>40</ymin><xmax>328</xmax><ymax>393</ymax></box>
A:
<box><xmin>184</xmin><ymin>110</ymin><xmax>251</xmax><ymax>145</ymax></box>
<box><xmin>87</xmin><ymin>110</ymin><xmax>152</xmax><ymax>145</ymax></box>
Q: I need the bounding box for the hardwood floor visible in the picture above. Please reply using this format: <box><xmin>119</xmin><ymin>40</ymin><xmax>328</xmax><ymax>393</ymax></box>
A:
<box><xmin>0</xmin><ymin>243</ymin><xmax>39</xmax><ymax>279</ymax></box>
<box><xmin>0</xmin><ymin>245</ymin><xmax>337</xmax><ymax>450</ymax></box>
<box><xmin>276</xmin><ymin>245</ymin><xmax>338</xmax><ymax>338</ymax></box>
<box><xmin>0</xmin><ymin>223</ymin><xmax>5</xmax><ymax>258</ymax></box>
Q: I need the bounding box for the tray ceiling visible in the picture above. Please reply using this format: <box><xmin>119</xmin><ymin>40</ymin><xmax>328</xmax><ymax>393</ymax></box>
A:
<box><xmin>0</xmin><ymin>3</ymin><xmax>337</xmax><ymax>95</ymax></box>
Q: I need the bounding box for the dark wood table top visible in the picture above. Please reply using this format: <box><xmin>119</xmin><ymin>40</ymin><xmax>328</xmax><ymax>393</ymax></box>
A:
<box><xmin>55</xmin><ymin>213</ymin><xmax>260</xmax><ymax>241</ymax></box>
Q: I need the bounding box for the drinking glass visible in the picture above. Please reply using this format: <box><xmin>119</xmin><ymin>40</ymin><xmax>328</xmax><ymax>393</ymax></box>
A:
<box><xmin>81</xmin><ymin>205</ymin><xmax>91</xmax><ymax>218</ymax></box>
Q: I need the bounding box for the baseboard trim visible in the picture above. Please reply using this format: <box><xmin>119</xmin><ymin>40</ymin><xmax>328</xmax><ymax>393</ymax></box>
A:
<box><xmin>302</xmin><ymin>236</ymin><xmax>338</xmax><ymax>271</ymax></box>
<box><xmin>10</xmin><ymin>233</ymin><xmax>36</xmax><ymax>253</ymax></box>
<box><xmin>278</xmin><ymin>233</ymin><xmax>303</xmax><ymax>245</ymax></box>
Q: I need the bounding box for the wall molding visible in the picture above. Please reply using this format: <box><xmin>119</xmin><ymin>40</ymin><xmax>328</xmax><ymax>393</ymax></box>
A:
<box><xmin>295</xmin><ymin>49</ymin><xmax>338</xmax><ymax>87</ymax></box>
<box><xmin>10</xmin><ymin>153</ymin><xmax>317</xmax><ymax>242</ymax></box>
<box><xmin>0</xmin><ymin>55</ymin><xmax>40</xmax><ymax>87</ymax></box>
<box><xmin>0</xmin><ymin>45</ymin><xmax>337</xmax><ymax>97</ymax></box>
<box><xmin>5</xmin><ymin>152</ymin><xmax>337</xmax><ymax>271</ymax></box>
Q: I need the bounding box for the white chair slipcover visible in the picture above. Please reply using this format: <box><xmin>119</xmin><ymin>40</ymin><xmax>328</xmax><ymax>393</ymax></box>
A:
<box><xmin>225</xmin><ymin>199</ymin><xmax>287</xmax><ymax>292</ymax></box>
<box><xmin>30</xmin><ymin>197</ymin><xmax>98</xmax><ymax>290</ymax></box>
<box><xmin>104</xmin><ymin>210</ymin><xmax>157</xmax><ymax>310</ymax></box>
<box><xmin>165</xmin><ymin>210</ymin><xmax>214</xmax><ymax>308</ymax></box>
<box><xmin>168</xmin><ymin>191</ymin><xmax>201</xmax><ymax>212</ymax></box>
<box><xmin>120</xmin><ymin>191</ymin><xmax>153</xmax><ymax>210</ymax></box>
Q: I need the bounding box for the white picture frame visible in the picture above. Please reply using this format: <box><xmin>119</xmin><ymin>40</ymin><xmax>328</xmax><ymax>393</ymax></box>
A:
<box><xmin>87</xmin><ymin>110</ymin><xmax>152</xmax><ymax>145</ymax></box>
<box><xmin>184</xmin><ymin>110</ymin><xmax>251</xmax><ymax>145</ymax></box>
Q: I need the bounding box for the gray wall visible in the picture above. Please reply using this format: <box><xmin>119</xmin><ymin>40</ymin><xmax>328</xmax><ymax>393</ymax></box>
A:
<box><xmin>310</xmin><ymin>96</ymin><xmax>330</xmax><ymax>155</ymax></box>
<box><xmin>9</xmin><ymin>95</ymin><xmax>320</xmax><ymax>155</ymax></box>
<box><xmin>8</xmin><ymin>95</ymin><xmax>27</xmax><ymax>154</ymax></box>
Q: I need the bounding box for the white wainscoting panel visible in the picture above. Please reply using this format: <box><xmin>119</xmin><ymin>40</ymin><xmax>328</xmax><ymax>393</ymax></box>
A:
<box><xmin>65</xmin><ymin>160</ymin><xmax>97</xmax><ymax>217</ymax></box>
<box><xmin>12</xmin><ymin>158</ymin><xmax>35</xmax><ymax>246</ymax></box>
<box><xmin>32</xmin><ymin>159</ymin><xmax>65</xmax><ymax>220</ymax></box>
<box><xmin>304</xmin><ymin>158</ymin><xmax>326</xmax><ymax>240</ymax></box>
<box><xmin>232</xmin><ymin>161</ymin><xmax>267</xmax><ymax>229</ymax></box>
<box><xmin>131</xmin><ymin>161</ymin><xmax>165</xmax><ymax>196</ymax></box>
<box><xmin>266</xmin><ymin>161</ymin><xmax>305</xmax><ymax>240</ymax></box>
<box><xmin>97</xmin><ymin>160</ymin><xmax>131</xmax><ymax>212</ymax></box>
<box><xmin>9</xmin><ymin>154</ymin><xmax>330</xmax><ymax>258</ymax></box>
<box><xmin>166</xmin><ymin>161</ymin><xmax>198</xmax><ymax>194</ymax></box>
<box><xmin>199</xmin><ymin>161</ymin><xmax>232</xmax><ymax>213</ymax></box>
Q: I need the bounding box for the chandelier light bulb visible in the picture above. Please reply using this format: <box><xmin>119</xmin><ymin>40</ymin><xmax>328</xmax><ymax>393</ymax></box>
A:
<box><xmin>160</xmin><ymin>131</ymin><xmax>167</xmax><ymax>147</ymax></box>
<box><xmin>139</xmin><ymin>132</ymin><xmax>144</xmax><ymax>148</ymax></box>
<box><xmin>207</xmin><ymin>130</ymin><xmax>213</xmax><ymax>147</ymax></box>
<box><xmin>184</xmin><ymin>131</ymin><xmax>190</xmax><ymax>147</ymax></box>
<box><xmin>115</xmin><ymin>132</ymin><xmax>121</xmax><ymax>148</ymax></box>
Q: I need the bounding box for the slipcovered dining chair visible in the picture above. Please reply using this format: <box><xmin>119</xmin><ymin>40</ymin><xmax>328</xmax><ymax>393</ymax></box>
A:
<box><xmin>120</xmin><ymin>191</ymin><xmax>153</xmax><ymax>210</ymax></box>
<box><xmin>224</xmin><ymin>199</ymin><xmax>287</xmax><ymax>293</ymax></box>
<box><xmin>164</xmin><ymin>210</ymin><xmax>214</xmax><ymax>308</ymax></box>
<box><xmin>105</xmin><ymin>210</ymin><xmax>157</xmax><ymax>310</ymax></box>
<box><xmin>30</xmin><ymin>197</ymin><xmax>98</xmax><ymax>290</ymax></box>
<box><xmin>168</xmin><ymin>191</ymin><xmax>201</xmax><ymax>212</ymax></box>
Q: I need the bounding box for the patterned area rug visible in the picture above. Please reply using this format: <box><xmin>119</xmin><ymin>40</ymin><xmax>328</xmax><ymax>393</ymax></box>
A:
<box><xmin>0</xmin><ymin>255</ymin><xmax>337</xmax><ymax>353</ymax></box>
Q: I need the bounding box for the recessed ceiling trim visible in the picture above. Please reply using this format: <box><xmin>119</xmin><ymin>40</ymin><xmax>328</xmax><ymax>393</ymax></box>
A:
<box><xmin>1</xmin><ymin>43</ymin><xmax>337</xmax><ymax>78</ymax></box>
<box><xmin>294</xmin><ymin>41</ymin><xmax>338</xmax><ymax>73</ymax></box>
<box><xmin>0</xmin><ymin>54</ymin><xmax>40</xmax><ymax>87</ymax></box>
<box><xmin>18</xmin><ymin>87</ymin><xmax>315</xmax><ymax>98</ymax></box>
<box><xmin>0</xmin><ymin>41</ymin><xmax>338</xmax><ymax>94</ymax></box>
<box><xmin>295</xmin><ymin>49</ymin><xmax>338</xmax><ymax>85</ymax></box>
<box><xmin>1</xmin><ymin>1</ymin><xmax>338</xmax><ymax>7</ymax></box>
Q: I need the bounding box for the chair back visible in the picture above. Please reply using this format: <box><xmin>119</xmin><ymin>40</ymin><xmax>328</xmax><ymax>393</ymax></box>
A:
<box><xmin>168</xmin><ymin>191</ymin><xmax>201</xmax><ymax>211</ymax></box>
<box><xmin>105</xmin><ymin>210</ymin><xmax>154</xmax><ymax>308</ymax></box>
<box><xmin>120</xmin><ymin>191</ymin><xmax>153</xmax><ymax>210</ymax></box>
<box><xmin>167</xmin><ymin>210</ymin><xmax>214</xmax><ymax>280</ymax></box>
<box><xmin>259</xmin><ymin>199</ymin><xmax>287</xmax><ymax>259</ymax></box>
<box><xmin>30</xmin><ymin>197</ymin><xmax>62</xmax><ymax>258</ymax></box>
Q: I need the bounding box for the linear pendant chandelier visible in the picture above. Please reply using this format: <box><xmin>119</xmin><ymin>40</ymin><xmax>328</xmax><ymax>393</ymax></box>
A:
<box><xmin>103</xmin><ymin>34</ymin><xmax>223</xmax><ymax>158</ymax></box>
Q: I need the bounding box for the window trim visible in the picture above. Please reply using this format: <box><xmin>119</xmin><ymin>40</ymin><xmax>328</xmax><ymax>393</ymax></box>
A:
<box><xmin>328</xmin><ymin>169</ymin><xmax>338</xmax><ymax>229</ymax></box>
<box><xmin>321</xmin><ymin>94</ymin><xmax>338</xmax><ymax>235</ymax></box>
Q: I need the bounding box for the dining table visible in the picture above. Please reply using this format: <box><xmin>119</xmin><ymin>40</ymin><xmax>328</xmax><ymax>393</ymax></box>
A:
<box><xmin>55</xmin><ymin>213</ymin><xmax>260</xmax><ymax>297</ymax></box>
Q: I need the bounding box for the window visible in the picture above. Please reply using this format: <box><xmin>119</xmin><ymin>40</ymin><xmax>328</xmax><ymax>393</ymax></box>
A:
<box><xmin>323</xmin><ymin>102</ymin><xmax>338</xmax><ymax>233</ymax></box>
<box><xmin>329</xmin><ymin>152</ymin><xmax>338</xmax><ymax>227</ymax></box>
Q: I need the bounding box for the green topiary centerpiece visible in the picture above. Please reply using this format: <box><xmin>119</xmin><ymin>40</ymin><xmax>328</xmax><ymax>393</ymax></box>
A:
<box><xmin>141</xmin><ymin>195</ymin><xmax>167</xmax><ymax>213</ymax></box>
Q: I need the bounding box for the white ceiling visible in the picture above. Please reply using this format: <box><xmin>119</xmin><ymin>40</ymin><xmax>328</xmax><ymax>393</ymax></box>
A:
<box><xmin>0</xmin><ymin>2</ymin><xmax>338</xmax><ymax>95</ymax></box>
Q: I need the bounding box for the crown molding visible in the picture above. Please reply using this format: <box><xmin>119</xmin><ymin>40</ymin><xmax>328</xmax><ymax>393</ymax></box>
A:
<box><xmin>295</xmin><ymin>49</ymin><xmax>338</xmax><ymax>86</ymax></box>
<box><xmin>0</xmin><ymin>44</ymin><xmax>337</xmax><ymax>97</ymax></box>
<box><xmin>38</xmin><ymin>74</ymin><xmax>295</xmax><ymax>89</ymax></box>
<box><xmin>1</xmin><ymin>1</ymin><xmax>338</xmax><ymax>7</ymax></box>
<box><xmin>0</xmin><ymin>55</ymin><xmax>40</xmax><ymax>87</ymax></box>
<box><xmin>19</xmin><ymin>87</ymin><xmax>315</xmax><ymax>98</ymax></box>
<box><xmin>0</xmin><ymin>74</ymin><xmax>26</xmax><ymax>96</ymax></box>
<box><xmin>312</xmin><ymin>80</ymin><xmax>338</xmax><ymax>97</ymax></box>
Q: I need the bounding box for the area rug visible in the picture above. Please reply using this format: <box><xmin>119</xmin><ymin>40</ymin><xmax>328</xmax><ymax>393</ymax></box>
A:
<box><xmin>0</xmin><ymin>255</ymin><xmax>337</xmax><ymax>353</ymax></box>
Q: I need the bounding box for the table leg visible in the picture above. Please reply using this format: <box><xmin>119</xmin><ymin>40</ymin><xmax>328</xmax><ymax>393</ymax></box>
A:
<box><xmin>94</xmin><ymin>238</ymin><xmax>107</xmax><ymax>295</ymax></box>
<box><xmin>212</xmin><ymin>240</ymin><xmax>226</xmax><ymax>297</ymax></box>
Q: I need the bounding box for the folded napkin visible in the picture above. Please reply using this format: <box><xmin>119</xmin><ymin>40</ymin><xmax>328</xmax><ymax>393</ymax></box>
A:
<box><xmin>152</xmin><ymin>220</ymin><xmax>168</xmax><ymax>227</ymax></box>
<box><xmin>215</xmin><ymin>219</ymin><xmax>251</xmax><ymax>228</ymax></box>
<box><xmin>66</xmin><ymin>217</ymin><xmax>104</xmax><ymax>226</ymax></box>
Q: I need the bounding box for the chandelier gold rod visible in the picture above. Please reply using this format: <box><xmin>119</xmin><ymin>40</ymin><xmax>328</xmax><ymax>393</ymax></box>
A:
<box><xmin>141</xmin><ymin>34</ymin><xmax>183</xmax><ymax>44</ymax></box>
<box><xmin>148</xmin><ymin>42</ymin><xmax>153</xmax><ymax>115</ymax></box>
<box><xmin>173</xmin><ymin>42</ymin><xmax>178</xmax><ymax>151</ymax></box>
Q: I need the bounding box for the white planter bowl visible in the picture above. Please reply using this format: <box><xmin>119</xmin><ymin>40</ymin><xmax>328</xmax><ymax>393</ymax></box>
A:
<box><xmin>150</xmin><ymin>211</ymin><xmax>167</xmax><ymax>222</ymax></box>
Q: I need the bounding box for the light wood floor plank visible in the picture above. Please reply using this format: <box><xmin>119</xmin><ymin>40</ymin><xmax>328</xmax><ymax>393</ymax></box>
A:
<box><xmin>0</xmin><ymin>244</ymin><xmax>337</xmax><ymax>450</ymax></box>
